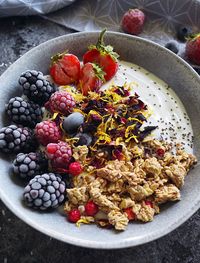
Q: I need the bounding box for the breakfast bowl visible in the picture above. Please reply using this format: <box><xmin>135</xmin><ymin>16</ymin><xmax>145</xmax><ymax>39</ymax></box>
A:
<box><xmin>0</xmin><ymin>31</ymin><xmax>199</xmax><ymax>249</ymax></box>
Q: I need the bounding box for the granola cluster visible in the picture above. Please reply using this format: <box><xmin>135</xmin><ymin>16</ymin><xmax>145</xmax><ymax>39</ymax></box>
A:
<box><xmin>63</xmin><ymin>84</ymin><xmax>197</xmax><ymax>230</ymax></box>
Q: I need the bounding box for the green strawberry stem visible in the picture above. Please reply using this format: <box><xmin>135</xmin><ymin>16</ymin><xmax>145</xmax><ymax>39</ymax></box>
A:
<box><xmin>97</xmin><ymin>28</ymin><xmax>107</xmax><ymax>48</ymax></box>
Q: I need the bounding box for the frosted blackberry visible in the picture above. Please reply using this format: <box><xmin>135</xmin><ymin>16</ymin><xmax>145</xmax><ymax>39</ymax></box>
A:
<box><xmin>0</xmin><ymin>125</ymin><xmax>35</xmax><ymax>153</ymax></box>
<box><xmin>19</xmin><ymin>70</ymin><xmax>57</xmax><ymax>105</ymax></box>
<box><xmin>13</xmin><ymin>152</ymin><xmax>48</xmax><ymax>179</ymax></box>
<box><xmin>23</xmin><ymin>173</ymin><xmax>66</xmax><ymax>210</ymax></box>
<box><xmin>6</xmin><ymin>97</ymin><xmax>42</xmax><ymax>128</ymax></box>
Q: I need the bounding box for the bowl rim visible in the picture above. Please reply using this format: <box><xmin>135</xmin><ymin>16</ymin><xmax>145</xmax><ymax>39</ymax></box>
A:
<box><xmin>0</xmin><ymin>31</ymin><xmax>200</xmax><ymax>249</ymax></box>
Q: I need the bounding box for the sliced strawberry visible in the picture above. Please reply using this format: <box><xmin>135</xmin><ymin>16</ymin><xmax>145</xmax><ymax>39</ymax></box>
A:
<box><xmin>79</xmin><ymin>62</ymin><xmax>105</xmax><ymax>96</ymax></box>
<box><xmin>83</xmin><ymin>29</ymin><xmax>119</xmax><ymax>81</ymax></box>
<box><xmin>50</xmin><ymin>52</ymin><xmax>81</xmax><ymax>85</ymax></box>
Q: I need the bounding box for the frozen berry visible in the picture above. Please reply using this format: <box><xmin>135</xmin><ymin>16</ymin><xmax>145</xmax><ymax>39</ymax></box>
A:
<box><xmin>69</xmin><ymin>162</ymin><xmax>83</xmax><ymax>176</ymax></box>
<box><xmin>35</xmin><ymin>120</ymin><xmax>62</xmax><ymax>146</ymax></box>
<box><xmin>74</xmin><ymin>133</ymin><xmax>92</xmax><ymax>146</ymax></box>
<box><xmin>165</xmin><ymin>41</ymin><xmax>179</xmax><ymax>54</ymax></box>
<box><xmin>62</xmin><ymin>112</ymin><xmax>84</xmax><ymax>134</ymax></box>
<box><xmin>46</xmin><ymin>141</ymin><xmax>72</xmax><ymax>171</ymax></box>
<box><xmin>0</xmin><ymin>125</ymin><xmax>35</xmax><ymax>154</ymax></box>
<box><xmin>68</xmin><ymin>209</ymin><xmax>81</xmax><ymax>223</ymax></box>
<box><xmin>85</xmin><ymin>201</ymin><xmax>99</xmax><ymax>216</ymax></box>
<box><xmin>19</xmin><ymin>70</ymin><xmax>57</xmax><ymax>106</ymax></box>
<box><xmin>177</xmin><ymin>25</ymin><xmax>192</xmax><ymax>42</ymax></box>
<box><xmin>13</xmin><ymin>152</ymin><xmax>48</xmax><ymax>179</ymax></box>
<box><xmin>121</xmin><ymin>9</ymin><xmax>145</xmax><ymax>35</ymax></box>
<box><xmin>45</xmin><ymin>91</ymin><xmax>75</xmax><ymax>115</ymax></box>
<box><xmin>124</xmin><ymin>208</ymin><xmax>135</xmax><ymax>220</ymax></box>
<box><xmin>6</xmin><ymin>97</ymin><xmax>42</xmax><ymax>128</ymax></box>
<box><xmin>23</xmin><ymin>173</ymin><xmax>66</xmax><ymax>210</ymax></box>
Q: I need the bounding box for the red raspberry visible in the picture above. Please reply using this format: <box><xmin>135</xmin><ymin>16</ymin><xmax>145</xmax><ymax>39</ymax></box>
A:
<box><xmin>156</xmin><ymin>148</ymin><xmax>165</xmax><ymax>157</ymax></box>
<box><xmin>145</xmin><ymin>200</ymin><xmax>153</xmax><ymax>208</ymax></box>
<box><xmin>45</xmin><ymin>91</ymin><xmax>75</xmax><ymax>115</ymax></box>
<box><xmin>46</xmin><ymin>141</ymin><xmax>72</xmax><ymax>170</ymax></box>
<box><xmin>35</xmin><ymin>120</ymin><xmax>62</xmax><ymax>146</ymax></box>
<box><xmin>124</xmin><ymin>208</ymin><xmax>135</xmax><ymax>220</ymax></box>
<box><xmin>68</xmin><ymin>209</ymin><xmax>81</xmax><ymax>223</ymax></box>
<box><xmin>69</xmin><ymin>162</ymin><xmax>83</xmax><ymax>176</ymax></box>
<box><xmin>121</xmin><ymin>9</ymin><xmax>145</xmax><ymax>35</ymax></box>
<box><xmin>85</xmin><ymin>201</ymin><xmax>99</xmax><ymax>216</ymax></box>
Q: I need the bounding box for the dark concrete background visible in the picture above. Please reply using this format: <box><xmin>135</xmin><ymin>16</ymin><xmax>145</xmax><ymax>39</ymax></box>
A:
<box><xmin>0</xmin><ymin>16</ymin><xmax>200</xmax><ymax>263</ymax></box>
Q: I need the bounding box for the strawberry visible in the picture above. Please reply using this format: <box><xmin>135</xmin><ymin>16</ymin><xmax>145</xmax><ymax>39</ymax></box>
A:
<box><xmin>83</xmin><ymin>29</ymin><xmax>119</xmax><ymax>81</ymax></box>
<box><xmin>79</xmin><ymin>62</ymin><xmax>105</xmax><ymax>96</ymax></box>
<box><xmin>186</xmin><ymin>34</ymin><xmax>200</xmax><ymax>65</ymax></box>
<box><xmin>121</xmin><ymin>9</ymin><xmax>145</xmax><ymax>35</ymax></box>
<box><xmin>50</xmin><ymin>52</ymin><xmax>81</xmax><ymax>85</ymax></box>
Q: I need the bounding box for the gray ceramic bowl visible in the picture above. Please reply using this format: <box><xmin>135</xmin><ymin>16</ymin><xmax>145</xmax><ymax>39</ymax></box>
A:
<box><xmin>0</xmin><ymin>32</ymin><xmax>200</xmax><ymax>249</ymax></box>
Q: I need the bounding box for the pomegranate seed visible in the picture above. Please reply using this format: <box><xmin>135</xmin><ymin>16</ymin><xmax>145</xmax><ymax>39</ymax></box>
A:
<box><xmin>145</xmin><ymin>200</ymin><xmax>153</xmax><ymax>208</ymax></box>
<box><xmin>124</xmin><ymin>208</ymin><xmax>135</xmax><ymax>220</ymax></box>
<box><xmin>85</xmin><ymin>201</ymin><xmax>99</xmax><ymax>216</ymax></box>
<box><xmin>156</xmin><ymin>148</ymin><xmax>165</xmax><ymax>157</ymax></box>
<box><xmin>68</xmin><ymin>209</ymin><xmax>81</xmax><ymax>223</ymax></box>
<box><xmin>69</xmin><ymin>162</ymin><xmax>83</xmax><ymax>176</ymax></box>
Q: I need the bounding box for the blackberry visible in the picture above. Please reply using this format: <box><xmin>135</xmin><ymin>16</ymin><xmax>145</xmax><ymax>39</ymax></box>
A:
<box><xmin>13</xmin><ymin>152</ymin><xmax>48</xmax><ymax>179</ymax></box>
<box><xmin>177</xmin><ymin>26</ymin><xmax>192</xmax><ymax>42</ymax></box>
<box><xmin>23</xmin><ymin>173</ymin><xmax>66</xmax><ymax>210</ymax></box>
<box><xmin>0</xmin><ymin>125</ymin><xmax>35</xmax><ymax>154</ymax></box>
<box><xmin>6</xmin><ymin>97</ymin><xmax>43</xmax><ymax>128</ymax></box>
<box><xmin>19</xmin><ymin>70</ymin><xmax>57</xmax><ymax>105</ymax></box>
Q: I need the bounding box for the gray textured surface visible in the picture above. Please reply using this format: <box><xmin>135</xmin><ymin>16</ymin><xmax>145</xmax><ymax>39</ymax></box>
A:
<box><xmin>0</xmin><ymin>16</ymin><xmax>200</xmax><ymax>262</ymax></box>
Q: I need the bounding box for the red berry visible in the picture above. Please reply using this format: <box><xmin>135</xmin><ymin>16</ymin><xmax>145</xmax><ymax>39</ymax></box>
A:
<box><xmin>186</xmin><ymin>34</ymin><xmax>200</xmax><ymax>65</ymax></box>
<box><xmin>124</xmin><ymin>208</ymin><xmax>135</xmax><ymax>220</ymax></box>
<box><xmin>85</xmin><ymin>201</ymin><xmax>99</xmax><ymax>216</ymax></box>
<box><xmin>121</xmin><ymin>9</ymin><xmax>145</xmax><ymax>35</ymax></box>
<box><xmin>68</xmin><ymin>209</ymin><xmax>81</xmax><ymax>223</ymax></box>
<box><xmin>69</xmin><ymin>162</ymin><xmax>83</xmax><ymax>176</ymax></box>
<box><xmin>45</xmin><ymin>91</ymin><xmax>75</xmax><ymax>115</ymax></box>
<box><xmin>156</xmin><ymin>148</ymin><xmax>165</xmax><ymax>157</ymax></box>
<box><xmin>35</xmin><ymin>120</ymin><xmax>62</xmax><ymax>146</ymax></box>
<box><xmin>50</xmin><ymin>52</ymin><xmax>81</xmax><ymax>85</ymax></box>
<box><xmin>79</xmin><ymin>63</ymin><xmax>105</xmax><ymax>96</ymax></box>
<box><xmin>46</xmin><ymin>141</ymin><xmax>72</xmax><ymax>170</ymax></box>
<box><xmin>145</xmin><ymin>200</ymin><xmax>153</xmax><ymax>208</ymax></box>
<box><xmin>83</xmin><ymin>30</ymin><xmax>119</xmax><ymax>81</ymax></box>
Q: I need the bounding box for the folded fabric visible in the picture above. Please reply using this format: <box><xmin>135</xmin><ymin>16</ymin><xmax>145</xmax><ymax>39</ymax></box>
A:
<box><xmin>0</xmin><ymin>0</ymin><xmax>75</xmax><ymax>17</ymax></box>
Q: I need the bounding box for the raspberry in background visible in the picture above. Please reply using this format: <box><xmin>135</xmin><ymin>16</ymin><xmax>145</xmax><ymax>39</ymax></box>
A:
<box><xmin>45</xmin><ymin>91</ymin><xmax>75</xmax><ymax>115</ymax></box>
<box><xmin>121</xmin><ymin>9</ymin><xmax>145</xmax><ymax>35</ymax></box>
<box><xmin>46</xmin><ymin>141</ymin><xmax>72</xmax><ymax>171</ymax></box>
<box><xmin>35</xmin><ymin>120</ymin><xmax>62</xmax><ymax>146</ymax></box>
<box><xmin>186</xmin><ymin>34</ymin><xmax>200</xmax><ymax>65</ymax></box>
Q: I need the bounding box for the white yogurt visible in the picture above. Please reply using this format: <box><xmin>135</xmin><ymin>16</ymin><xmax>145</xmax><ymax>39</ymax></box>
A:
<box><xmin>102</xmin><ymin>61</ymin><xmax>194</xmax><ymax>153</ymax></box>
